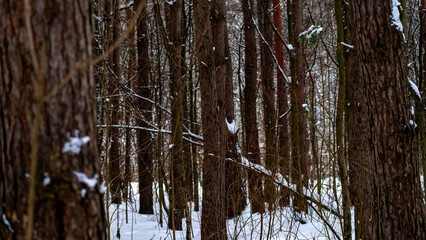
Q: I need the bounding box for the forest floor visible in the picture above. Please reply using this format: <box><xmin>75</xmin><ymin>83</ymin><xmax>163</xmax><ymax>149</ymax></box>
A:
<box><xmin>107</xmin><ymin>178</ymin><xmax>349</xmax><ymax>240</ymax></box>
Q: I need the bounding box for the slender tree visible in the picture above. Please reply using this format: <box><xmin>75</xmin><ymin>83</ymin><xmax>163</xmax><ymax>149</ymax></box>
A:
<box><xmin>334</xmin><ymin>0</ymin><xmax>351</xmax><ymax>238</ymax></box>
<box><xmin>164</xmin><ymin>0</ymin><xmax>186</xmax><ymax>230</ymax></box>
<box><xmin>109</xmin><ymin>0</ymin><xmax>122</xmax><ymax>205</ymax></box>
<box><xmin>135</xmin><ymin>0</ymin><xmax>154</xmax><ymax>214</ymax></box>
<box><xmin>194</xmin><ymin>0</ymin><xmax>227</xmax><ymax>238</ymax></box>
<box><xmin>0</xmin><ymin>0</ymin><xmax>106</xmax><ymax>239</ymax></box>
<box><xmin>242</xmin><ymin>0</ymin><xmax>265</xmax><ymax>214</ymax></box>
<box><xmin>274</xmin><ymin>0</ymin><xmax>290</xmax><ymax>207</ymax></box>
<box><xmin>289</xmin><ymin>0</ymin><xmax>308</xmax><ymax>213</ymax></box>
<box><xmin>348</xmin><ymin>1</ymin><xmax>426</xmax><ymax>238</ymax></box>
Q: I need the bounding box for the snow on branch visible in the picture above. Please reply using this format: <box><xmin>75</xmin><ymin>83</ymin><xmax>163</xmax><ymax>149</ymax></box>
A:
<box><xmin>231</xmin><ymin>146</ymin><xmax>342</xmax><ymax>218</ymax></box>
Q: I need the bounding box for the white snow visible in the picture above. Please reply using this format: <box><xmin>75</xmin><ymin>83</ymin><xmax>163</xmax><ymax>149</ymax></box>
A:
<box><xmin>2</xmin><ymin>214</ymin><xmax>14</xmax><ymax>233</ymax></box>
<box><xmin>25</xmin><ymin>173</ymin><xmax>30</xmax><ymax>178</ymax></box>
<box><xmin>81</xmin><ymin>188</ymin><xmax>87</xmax><ymax>198</ymax></box>
<box><xmin>73</xmin><ymin>171</ymin><xmax>98</xmax><ymax>190</ymax></box>
<box><xmin>391</xmin><ymin>0</ymin><xmax>405</xmax><ymax>40</ymax></box>
<box><xmin>226</xmin><ymin>119</ymin><xmax>238</xmax><ymax>134</ymax></box>
<box><xmin>100</xmin><ymin>182</ymin><xmax>106</xmax><ymax>194</ymax></box>
<box><xmin>287</xmin><ymin>44</ymin><xmax>293</xmax><ymax>51</ymax></box>
<box><xmin>409</xmin><ymin>120</ymin><xmax>417</xmax><ymax>127</ymax></box>
<box><xmin>62</xmin><ymin>130</ymin><xmax>90</xmax><ymax>155</ymax></box>
<box><xmin>302</xmin><ymin>103</ymin><xmax>309</xmax><ymax>111</ymax></box>
<box><xmin>299</xmin><ymin>25</ymin><xmax>323</xmax><ymax>39</ymax></box>
<box><xmin>43</xmin><ymin>172</ymin><xmax>51</xmax><ymax>186</ymax></box>
<box><xmin>340</xmin><ymin>42</ymin><xmax>354</xmax><ymax>49</ymax></box>
<box><xmin>409</xmin><ymin>79</ymin><xmax>421</xmax><ymax>99</ymax></box>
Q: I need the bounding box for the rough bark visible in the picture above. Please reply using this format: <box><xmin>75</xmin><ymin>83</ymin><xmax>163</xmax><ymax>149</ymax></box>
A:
<box><xmin>165</xmin><ymin>0</ymin><xmax>185</xmax><ymax>230</ymax></box>
<box><xmin>0</xmin><ymin>0</ymin><xmax>106</xmax><ymax>239</ymax></box>
<box><xmin>334</xmin><ymin>0</ymin><xmax>351</xmax><ymax>238</ymax></box>
<box><xmin>274</xmin><ymin>0</ymin><xmax>290</xmax><ymax>207</ymax></box>
<box><xmin>135</xmin><ymin>0</ymin><xmax>153</xmax><ymax>214</ymax></box>
<box><xmin>242</xmin><ymin>0</ymin><xmax>265</xmax><ymax>214</ymax></box>
<box><xmin>194</xmin><ymin>0</ymin><xmax>227</xmax><ymax>239</ymax></box>
<box><xmin>109</xmin><ymin>0</ymin><xmax>122</xmax><ymax>205</ymax></box>
<box><xmin>211</xmin><ymin>0</ymin><xmax>247</xmax><ymax>219</ymax></box>
<box><xmin>348</xmin><ymin>1</ymin><xmax>426</xmax><ymax>239</ymax></box>
<box><xmin>258</xmin><ymin>0</ymin><xmax>277</xmax><ymax>209</ymax></box>
<box><xmin>289</xmin><ymin>0</ymin><xmax>308</xmax><ymax>213</ymax></box>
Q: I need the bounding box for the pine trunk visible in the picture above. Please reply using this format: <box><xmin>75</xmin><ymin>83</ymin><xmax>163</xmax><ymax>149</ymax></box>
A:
<box><xmin>0</xmin><ymin>1</ymin><xmax>106</xmax><ymax>238</ymax></box>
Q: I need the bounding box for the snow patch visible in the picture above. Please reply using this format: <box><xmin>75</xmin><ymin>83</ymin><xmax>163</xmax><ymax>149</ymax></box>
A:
<box><xmin>409</xmin><ymin>120</ymin><xmax>417</xmax><ymax>128</ymax></box>
<box><xmin>226</xmin><ymin>118</ymin><xmax>238</xmax><ymax>134</ymax></box>
<box><xmin>299</xmin><ymin>25</ymin><xmax>323</xmax><ymax>39</ymax></box>
<box><xmin>2</xmin><ymin>214</ymin><xmax>13</xmax><ymax>233</ymax></box>
<box><xmin>62</xmin><ymin>130</ymin><xmax>90</xmax><ymax>155</ymax></box>
<box><xmin>100</xmin><ymin>182</ymin><xmax>106</xmax><ymax>194</ymax></box>
<box><xmin>391</xmin><ymin>0</ymin><xmax>405</xmax><ymax>40</ymax></box>
<box><xmin>409</xmin><ymin>79</ymin><xmax>421</xmax><ymax>99</ymax></box>
<box><xmin>43</xmin><ymin>172</ymin><xmax>51</xmax><ymax>186</ymax></box>
<box><xmin>302</xmin><ymin>103</ymin><xmax>309</xmax><ymax>111</ymax></box>
<box><xmin>81</xmin><ymin>188</ymin><xmax>87</xmax><ymax>198</ymax></box>
<box><xmin>73</xmin><ymin>171</ymin><xmax>98</xmax><ymax>190</ymax></box>
<box><xmin>287</xmin><ymin>44</ymin><xmax>293</xmax><ymax>51</ymax></box>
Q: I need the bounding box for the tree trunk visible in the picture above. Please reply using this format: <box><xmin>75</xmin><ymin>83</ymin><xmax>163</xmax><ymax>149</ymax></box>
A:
<box><xmin>165</xmin><ymin>0</ymin><xmax>185</xmax><ymax>230</ymax></box>
<box><xmin>289</xmin><ymin>0</ymin><xmax>308</xmax><ymax>213</ymax></box>
<box><xmin>135</xmin><ymin>0</ymin><xmax>153</xmax><ymax>214</ymax></box>
<box><xmin>211</xmin><ymin>0</ymin><xmax>247</xmax><ymax>219</ymax></box>
<box><xmin>334</xmin><ymin>0</ymin><xmax>351</xmax><ymax>238</ymax></box>
<box><xmin>194</xmin><ymin>0</ymin><xmax>227</xmax><ymax>238</ymax></box>
<box><xmin>242</xmin><ymin>0</ymin><xmax>265</xmax><ymax>214</ymax></box>
<box><xmin>258</xmin><ymin>0</ymin><xmax>277</xmax><ymax>209</ymax></box>
<box><xmin>0</xmin><ymin>1</ymin><xmax>106</xmax><ymax>239</ymax></box>
<box><xmin>109</xmin><ymin>0</ymin><xmax>122</xmax><ymax>205</ymax></box>
<box><xmin>348</xmin><ymin>1</ymin><xmax>426</xmax><ymax>238</ymax></box>
<box><xmin>274</xmin><ymin>0</ymin><xmax>290</xmax><ymax>207</ymax></box>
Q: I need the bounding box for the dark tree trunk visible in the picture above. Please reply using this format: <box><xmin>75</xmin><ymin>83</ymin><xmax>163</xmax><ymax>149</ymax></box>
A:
<box><xmin>258</xmin><ymin>0</ymin><xmax>277</xmax><ymax>209</ymax></box>
<box><xmin>194</xmin><ymin>0</ymin><xmax>227</xmax><ymax>238</ymax></box>
<box><xmin>211</xmin><ymin>0</ymin><xmax>247</xmax><ymax>219</ymax></box>
<box><xmin>289</xmin><ymin>0</ymin><xmax>308</xmax><ymax>213</ymax></box>
<box><xmin>274</xmin><ymin>0</ymin><xmax>290</xmax><ymax>207</ymax></box>
<box><xmin>165</xmin><ymin>0</ymin><xmax>185</xmax><ymax>230</ymax></box>
<box><xmin>135</xmin><ymin>0</ymin><xmax>153</xmax><ymax>214</ymax></box>
<box><xmin>348</xmin><ymin>1</ymin><xmax>426</xmax><ymax>239</ymax></box>
<box><xmin>0</xmin><ymin>1</ymin><xmax>106</xmax><ymax>239</ymax></box>
<box><xmin>242</xmin><ymin>0</ymin><xmax>265</xmax><ymax>214</ymax></box>
<box><xmin>109</xmin><ymin>0</ymin><xmax>122</xmax><ymax>205</ymax></box>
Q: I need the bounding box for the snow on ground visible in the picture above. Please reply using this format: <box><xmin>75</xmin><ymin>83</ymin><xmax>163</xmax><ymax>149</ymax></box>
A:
<box><xmin>108</xmin><ymin>178</ymin><xmax>346</xmax><ymax>240</ymax></box>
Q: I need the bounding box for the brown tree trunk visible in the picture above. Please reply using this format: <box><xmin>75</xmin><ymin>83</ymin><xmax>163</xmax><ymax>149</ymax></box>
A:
<box><xmin>242</xmin><ymin>0</ymin><xmax>265</xmax><ymax>214</ymax></box>
<box><xmin>135</xmin><ymin>0</ymin><xmax>153</xmax><ymax>214</ymax></box>
<box><xmin>348</xmin><ymin>1</ymin><xmax>426</xmax><ymax>238</ymax></box>
<box><xmin>165</xmin><ymin>0</ymin><xmax>185</xmax><ymax>230</ymax></box>
<box><xmin>211</xmin><ymin>0</ymin><xmax>247</xmax><ymax>219</ymax></box>
<box><xmin>0</xmin><ymin>1</ymin><xmax>106</xmax><ymax>239</ymax></box>
<box><xmin>258</xmin><ymin>0</ymin><xmax>277</xmax><ymax>209</ymax></box>
<box><xmin>194</xmin><ymin>0</ymin><xmax>227</xmax><ymax>239</ymax></box>
<box><xmin>109</xmin><ymin>0</ymin><xmax>122</xmax><ymax>205</ymax></box>
<box><xmin>274</xmin><ymin>0</ymin><xmax>290</xmax><ymax>207</ymax></box>
<box><xmin>289</xmin><ymin>0</ymin><xmax>308</xmax><ymax>213</ymax></box>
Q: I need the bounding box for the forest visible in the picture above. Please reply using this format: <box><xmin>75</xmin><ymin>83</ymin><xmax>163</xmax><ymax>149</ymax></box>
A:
<box><xmin>0</xmin><ymin>0</ymin><xmax>425</xmax><ymax>239</ymax></box>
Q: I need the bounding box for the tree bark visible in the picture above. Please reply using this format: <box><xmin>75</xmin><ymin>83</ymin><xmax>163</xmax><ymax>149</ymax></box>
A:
<box><xmin>242</xmin><ymin>0</ymin><xmax>265</xmax><ymax>214</ymax></box>
<box><xmin>194</xmin><ymin>0</ymin><xmax>227</xmax><ymax>238</ymax></box>
<box><xmin>274</xmin><ymin>0</ymin><xmax>290</xmax><ymax>207</ymax></box>
<box><xmin>348</xmin><ymin>1</ymin><xmax>426</xmax><ymax>238</ymax></box>
<box><xmin>334</xmin><ymin>0</ymin><xmax>351</xmax><ymax>238</ymax></box>
<box><xmin>258</xmin><ymin>0</ymin><xmax>277</xmax><ymax>209</ymax></box>
<box><xmin>289</xmin><ymin>0</ymin><xmax>308</xmax><ymax>213</ymax></box>
<box><xmin>0</xmin><ymin>0</ymin><xmax>106</xmax><ymax>239</ymax></box>
<box><xmin>135</xmin><ymin>0</ymin><xmax>153</xmax><ymax>214</ymax></box>
<box><xmin>165</xmin><ymin>0</ymin><xmax>185</xmax><ymax>230</ymax></box>
<box><xmin>211</xmin><ymin>0</ymin><xmax>247</xmax><ymax>219</ymax></box>
<box><xmin>109</xmin><ymin>0</ymin><xmax>122</xmax><ymax>205</ymax></box>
